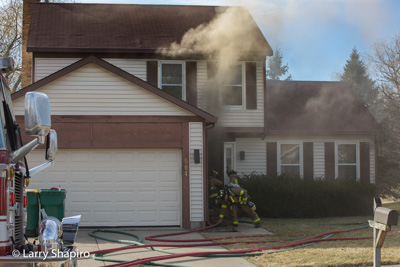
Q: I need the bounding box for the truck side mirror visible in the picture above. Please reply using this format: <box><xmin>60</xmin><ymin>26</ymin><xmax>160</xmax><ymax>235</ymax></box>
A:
<box><xmin>46</xmin><ymin>129</ymin><xmax>58</xmax><ymax>161</ymax></box>
<box><xmin>25</xmin><ymin>92</ymin><xmax>51</xmax><ymax>138</ymax></box>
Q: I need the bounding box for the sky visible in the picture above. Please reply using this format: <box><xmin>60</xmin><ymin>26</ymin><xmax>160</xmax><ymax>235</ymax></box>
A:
<box><xmin>75</xmin><ymin>0</ymin><xmax>400</xmax><ymax>81</ymax></box>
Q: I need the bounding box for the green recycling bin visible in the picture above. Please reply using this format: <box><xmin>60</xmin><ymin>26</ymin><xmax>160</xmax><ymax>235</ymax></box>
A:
<box><xmin>39</xmin><ymin>189</ymin><xmax>66</xmax><ymax>222</ymax></box>
<box><xmin>26</xmin><ymin>189</ymin><xmax>39</xmax><ymax>237</ymax></box>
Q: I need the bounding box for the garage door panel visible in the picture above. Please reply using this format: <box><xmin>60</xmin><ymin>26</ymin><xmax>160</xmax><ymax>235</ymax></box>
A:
<box><xmin>92</xmin><ymin>152</ymin><xmax>110</xmax><ymax>162</ymax></box>
<box><xmin>159</xmin><ymin>151</ymin><xmax>180</xmax><ymax>162</ymax></box>
<box><xmin>138</xmin><ymin>151</ymin><xmax>157</xmax><ymax>162</ymax></box>
<box><xmin>92</xmin><ymin>191</ymin><xmax>114</xmax><ymax>203</ymax></box>
<box><xmin>70</xmin><ymin>153</ymin><xmax>91</xmax><ymax>164</ymax></box>
<box><xmin>136</xmin><ymin>210</ymin><xmax>158</xmax><ymax>224</ymax></box>
<box><xmin>27</xmin><ymin>149</ymin><xmax>181</xmax><ymax>226</ymax></box>
<box><xmin>68</xmin><ymin>191</ymin><xmax>90</xmax><ymax>203</ymax></box>
<box><xmin>115</xmin><ymin>211</ymin><xmax>136</xmax><ymax>224</ymax></box>
<box><xmin>69</xmin><ymin>171</ymin><xmax>91</xmax><ymax>181</ymax></box>
<box><xmin>114</xmin><ymin>152</ymin><xmax>135</xmax><ymax>161</ymax></box>
<box><xmin>93</xmin><ymin>212</ymin><xmax>114</xmax><ymax>223</ymax></box>
<box><xmin>159</xmin><ymin>190</ymin><xmax>179</xmax><ymax>203</ymax></box>
<box><xmin>136</xmin><ymin>171</ymin><xmax>158</xmax><ymax>185</ymax></box>
<box><xmin>115</xmin><ymin>192</ymin><xmax>137</xmax><ymax>203</ymax></box>
<box><xmin>160</xmin><ymin>209</ymin><xmax>180</xmax><ymax>224</ymax></box>
<box><xmin>137</xmin><ymin>191</ymin><xmax>158</xmax><ymax>203</ymax></box>
<box><xmin>113</xmin><ymin>171</ymin><xmax>135</xmax><ymax>183</ymax></box>
<box><xmin>160</xmin><ymin>171</ymin><xmax>180</xmax><ymax>184</ymax></box>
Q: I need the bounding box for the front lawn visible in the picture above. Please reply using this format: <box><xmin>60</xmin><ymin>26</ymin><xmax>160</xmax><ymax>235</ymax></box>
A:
<box><xmin>205</xmin><ymin>203</ymin><xmax>400</xmax><ymax>266</ymax></box>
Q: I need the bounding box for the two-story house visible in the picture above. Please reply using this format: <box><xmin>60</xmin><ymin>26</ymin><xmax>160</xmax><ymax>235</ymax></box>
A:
<box><xmin>12</xmin><ymin>1</ymin><xmax>378</xmax><ymax>228</ymax></box>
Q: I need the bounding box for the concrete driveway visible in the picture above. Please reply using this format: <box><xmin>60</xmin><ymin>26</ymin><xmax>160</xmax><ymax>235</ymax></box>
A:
<box><xmin>74</xmin><ymin>223</ymin><xmax>270</xmax><ymax>266</ymax></box>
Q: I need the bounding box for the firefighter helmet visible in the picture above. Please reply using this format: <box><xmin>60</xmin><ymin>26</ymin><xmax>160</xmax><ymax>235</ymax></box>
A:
<box><xmin>210</xmin><ymin>170</ymin><xmax>219</xmax><ymax>178</ymax></box>
<box><xmin>227</xmin><ymin>170</ymin><xmax>237</xmax><ymax>176</ymax></box>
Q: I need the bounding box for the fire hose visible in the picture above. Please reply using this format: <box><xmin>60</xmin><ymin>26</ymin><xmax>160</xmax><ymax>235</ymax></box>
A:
<box><xmin>87</xmin><ymin>222</ymin><xmax>375</xmax><ymax>267</ymax></box>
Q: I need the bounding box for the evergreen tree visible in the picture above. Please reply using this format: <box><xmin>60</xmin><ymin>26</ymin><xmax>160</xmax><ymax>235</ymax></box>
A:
<box><xmin>340</xmin><ymin>48</ymin><xmax>378</xmax><ymax>109</ymax></box>
<box><xmin>266</xmin><ymin>47</ymin><xmax>292</xmax><ymax>80</ymax></box>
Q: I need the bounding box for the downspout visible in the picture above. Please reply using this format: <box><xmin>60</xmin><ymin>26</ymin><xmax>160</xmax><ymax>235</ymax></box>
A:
<box><xmin>204</xmin><ymin>123</ymin><xmax>215</xmax><ymax>226</ymax></box>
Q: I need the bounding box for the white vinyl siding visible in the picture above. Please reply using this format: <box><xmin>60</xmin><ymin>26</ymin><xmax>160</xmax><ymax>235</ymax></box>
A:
<box><xmin>189</xmin><ymin>122</ymin><xmax>204</xmax><ymax>222</ymax></box>
<box><xmin>35</xmin><ymin>58</ymin><xmax>147</xmax><ymax>82</ymax></box>
<box><xmin>236</xmin><ymin>139</ymin><xmax>266</xmax><ymax>174</ymax></box>
<box><xmin>26</xmin><ymin>149</ymin><xmax>182</xmax><ymax>226</ymax></box>
<box><xmin>34</xmin><ymin>58</ymin><xmax>80</xmax><ymax>82</ymax></box>
<box><xmin>314</xmin><ymin>142</ymin><xmax>325</xmax><ymax>178</ymax></box>
<box><xmin>231</xmin><ymin>136</ymin><xmax>376</xmax><ymax>183</ymax></box>
<box><xmin>13</xmin><ymin>63</ymin><xmax>194</xmax><ymax>116</ymax></box>
<box><xmin>197</xmin><ymin>61</ymin><xmax>264</xmax><ymax>127</ymax></box>
<box><xmin>103</xmin><ymin>59</ymin><xmax>147</xmax><ymax>80</ymax></box>
<box><xmin>197</xmin><ymin>61</ymin><xmax>208</xmax><ymax>110</ymax></box>
<box><xmin>218</xmin><ymin>62</ymin><xmax>264</xmax><ymax>127</ymax></box>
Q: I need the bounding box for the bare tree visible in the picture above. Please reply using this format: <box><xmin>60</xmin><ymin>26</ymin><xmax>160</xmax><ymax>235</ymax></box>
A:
<box><xmin>369</xmin><ymin>34</ymin><xmax>400</xmax><ymax>198</ymax></box>
<box><xmin>370</xmin><ymin>35</ymin><xmax>400</xmax><ymax>107</ymax></box>
<box><xmin>0</xmin><ymin>0</ymin><xmax>22</xmax><ymax>92</ymax></box>
<box><xmin>1</xmin><ymin>0</ymin><xmax>75</xmax><ymax>92</ymax></box>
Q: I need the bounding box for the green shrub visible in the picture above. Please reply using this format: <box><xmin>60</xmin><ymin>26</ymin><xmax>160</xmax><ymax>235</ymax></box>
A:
<box><xmin>240</xmin><ymin>173</ymin><xmax>376</xmax><ymax>218</ymax></box>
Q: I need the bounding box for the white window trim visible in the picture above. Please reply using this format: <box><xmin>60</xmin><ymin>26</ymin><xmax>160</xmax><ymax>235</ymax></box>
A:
<box><xmin>220</xmin><ymin>62</ymin><xmax>246</xmax><ymax>110</ymax></box>
<box><xmin>277</xmin><ymin>142</ymin><xmax>303</xmax><ymax>178</ymax></box>
<box><xmin>335</xmin><ymin>142</ymin><xmax>360</xmax><ymax>181</ymax></box>
<box><xmin>159</xmin><ymin>61</ymin><xmax>186</xmax><ymax>101</ymax></box>
<box><xmin>223</xmin><ymin>142</ymin><xmax>236</xmax><ymax>184</ymax></box>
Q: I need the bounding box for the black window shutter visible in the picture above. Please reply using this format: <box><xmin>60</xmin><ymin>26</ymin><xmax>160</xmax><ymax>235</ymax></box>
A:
<box><xmin>324</xmin><ymin>142</ymin><xmax>335</xmax><ymax>180</ymax></box>
<box><xmin>146</xmin><ymin>61</ymin><xmax>158</xmax><ymax>87</ymax></box>
<box><xmin>246</xmin><ymin>62</ymin><xmax>257</xmax><ymax>110</ymax></box>
<box><xmin>303</xmin><ymin>142</ymin><xmax>314</xmax><ymax>181</ymax></box>
<box><xmin>267</xmin><ymin>142</ymin><xmax>277</xmax><ymax>175</ymax></box>
<box><xmin>360</xmin><ymin>142</ymin><xmax>370</xmax><ymax>183</ymax></box>
<box><xmin>186</xmin><ymin>62</ymin><xmax>197</xmax><ymax>106</ymax></box>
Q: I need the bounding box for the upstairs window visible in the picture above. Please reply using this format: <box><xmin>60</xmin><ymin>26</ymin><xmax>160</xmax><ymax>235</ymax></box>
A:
<box><xmin>279</xmin><ymin>143</ymin><xmax>301</xmax><ymax>177</ymax></box>
<box><xmin>337</xmin><ymin>143</ymin><xmax>358</xmax><ymax>181</ymax></box>
<box><xmin>160</xmin><ymin>62</ymin><xmax>184</xmax><ymax>100</ymax></box>
<box><xmin>221</xmin><ymin>63</ymin><xmax>244</xmax><ymax>109</ymax></box>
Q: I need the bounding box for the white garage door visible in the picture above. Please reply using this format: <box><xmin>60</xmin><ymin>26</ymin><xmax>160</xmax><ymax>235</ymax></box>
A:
<box><xmin>26</xmin><ymin>149</ymin><xmax>182</xmax><ymax>227</ymax></box>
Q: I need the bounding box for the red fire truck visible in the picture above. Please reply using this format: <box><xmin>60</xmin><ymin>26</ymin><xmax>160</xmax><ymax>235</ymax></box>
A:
<box><xmin>0</xmin><ymin>57</ymin><xmax>79</xmax><ymax>266</ymax></box>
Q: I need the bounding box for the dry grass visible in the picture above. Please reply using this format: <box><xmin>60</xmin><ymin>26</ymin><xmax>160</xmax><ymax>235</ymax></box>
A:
<box><xmin>204</xmin><ymin>202</ymin><xmax>400</xmax><ymax>267</ymax></box>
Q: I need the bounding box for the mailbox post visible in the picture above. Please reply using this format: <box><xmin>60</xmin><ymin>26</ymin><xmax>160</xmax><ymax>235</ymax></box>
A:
<box><xmin>368</xmin><ymin>198</ymin><xmax>398</xmax><ymax>267</ymax></box>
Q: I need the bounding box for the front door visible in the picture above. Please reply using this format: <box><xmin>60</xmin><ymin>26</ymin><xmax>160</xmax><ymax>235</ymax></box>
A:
<box><xmin>223</xmin><ymin>142</ymin><xmax>236</xmax><ymax>184</ymax></box>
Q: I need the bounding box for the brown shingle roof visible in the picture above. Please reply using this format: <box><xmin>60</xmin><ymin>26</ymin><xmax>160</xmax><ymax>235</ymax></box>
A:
<box><xmin>27</xmin><ymin>3</ymin><xmax>272</xmax><ymax>55</ymax></box>
<box><xmin>266</xmin><ymin>80</ymin><xmax>378</xmax><ymax>134</ymax></box>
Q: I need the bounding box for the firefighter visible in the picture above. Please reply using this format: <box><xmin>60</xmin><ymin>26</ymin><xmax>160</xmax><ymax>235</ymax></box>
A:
<box><xmin>209</xmin><ymin>170</ymin><xmax>223</xmax><ymax>196</ymax></box>
<box><xmin>218</xmin><ymin>171</ymin><xmax>261</xmax><ymax>229</ymax></box>
<box><xmin>208</xmin><ymin>170</ymin><xmax>224</xmax><ymax>224</ymax></box>
<box><xmin>209</xmin><ymin>170</ymin><xmax>223</xmax><ymax>205</ymax></box>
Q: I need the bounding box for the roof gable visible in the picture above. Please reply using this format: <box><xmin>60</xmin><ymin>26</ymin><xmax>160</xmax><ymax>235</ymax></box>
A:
<box><xmin>27</xmin><ymin>3</ymin><xmax>272</xmax><ymax>56</ymax></box>
<box><xmin>12</xmin><ymin>56</ymin><xmax>217</xmax><ymax>122</ymax></box>
<box><xmin>266</xmin><ymin>80</ymin><xmax>378</xmax><ymax>134</ymax></box>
